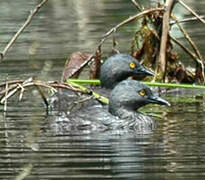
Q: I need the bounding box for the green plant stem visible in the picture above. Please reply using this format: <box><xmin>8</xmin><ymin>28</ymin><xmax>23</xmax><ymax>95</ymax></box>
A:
<box><xmin>67</xmin><ymin>80</ymin><xmax>108</xmax><ymax>104</ymax></box>
<box><xmin>67</xmin><ymin>78</ymin><xmax>205</xmax><ymax>89</ymax></box>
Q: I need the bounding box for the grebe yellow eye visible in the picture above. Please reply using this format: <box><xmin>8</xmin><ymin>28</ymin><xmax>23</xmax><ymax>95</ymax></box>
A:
<box><xmin>139</xmin><ymin>90</ymin><xmax>146</xmax><ymax>96</ymax></box>
<box><xmin>129</xmin><ymin>62</ymin><xmax>136</xmax><ymax>69</ymax></box>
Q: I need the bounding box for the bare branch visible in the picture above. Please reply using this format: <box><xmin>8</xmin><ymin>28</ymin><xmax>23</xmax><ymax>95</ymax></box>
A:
<box><xmin>98</xmin><ymin>7</ymin><xmax>164</xmax><ymax>49</ymax></box>
<box><xmin>172</xmin><ymin>15</ymin><xmax>204</xmax><ymax>61</ymax></box>
<box><xmin>171</xmin><ymin>15</ymin><xmax>204</xmax><ymax>82</ymax></box>
<box><xmin>170</xmin><ymin>15</ymin><xmax>205</xmax><ymax>25</ymax></box>
<box><xmin>0</xmin><ymin>79</ymin><xmax>90</xmax><ymax>104</ymax></box>
<box><xmin>0</xmin><ymin>80</ymin><xmax>24</xmax><ymax>86</ymax></box>
<box><xmin>157</xmin><ymin>0</ymin><xmax>175</xmax><ymax>78</ymax></box>
<box><xmin>171</xmin><ymin>36</ymin><xmax>199</xmax><ymax>61</ymax></box>
<box><xmin>0</xmin><ymin>0</ymin><xmax>48</xmax><ymax>62</ymax></box>
<box><xmin>35</xmin><ymin>84</ymin><xmax>49</xmax><ymax>107</ymax></box>
<box><xmin>131</xmin><ymin>0</ymin><xmax>143</xmax><ymax>11</ymax></box>
<box><xmin>178</xmin><ymin>0</ymin><xmax>205</xmax><ymax>24</ymax></box>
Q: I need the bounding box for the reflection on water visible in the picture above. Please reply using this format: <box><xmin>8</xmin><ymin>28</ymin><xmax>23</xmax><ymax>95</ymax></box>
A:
<box><xmin>0</xmin><ymin>0</ymin><xmax>205</xmax><ymax>179</ymax></box>
<box><xmin>1</xmin><ymin>95</ymin><xmax>205</xmax><ymax>179</ymax></box>
<box><xmin>0</xmin><ymin>0</ymin><xmax>204</xmax><ymax>81</ymax></box>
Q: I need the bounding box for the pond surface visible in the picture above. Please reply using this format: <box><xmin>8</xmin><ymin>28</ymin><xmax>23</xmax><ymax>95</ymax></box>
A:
<box><xmin>0</xmin><ymin>0</ymin><xmax>205</xmax><ymax>179</ymax></box>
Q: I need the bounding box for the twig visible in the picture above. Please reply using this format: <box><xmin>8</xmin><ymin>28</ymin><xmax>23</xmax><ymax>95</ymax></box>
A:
<box><xmin>157</xmin><ymin>0</ymin><xmax>175</xmax><ymax>78</ymax></box>
<box><xmin>171</xmin><ymin>36</ymin><xmax>199</xmax><ymax>61</ymax></box>
<box><xmin>170</xmin><ymin>15</ymin><xmax>205</xmax><ymax>25</ymax></box>
<box><xmin>172</xmin><ymin>15</ymin><xmax>204</xmax><ymax>61</ymax></box>
<box><xmin>0</xmin><ymin>79</ymin><xmax>91</xmax><ymax>104</ymax></box>
<box><xmin>171</xmin><ymin>30</ymin><xmax>204</xmax><ymax>82</ymax></box>
<box><xmin>0</xmin><ymin>78</ymin><xmax>33</xmax><ymax>95</ymax></box>
<box><xmin>1</xmin><ymin>85</ymin><xmax>20</xmax><ymax>104</ymax></box>
<box><xmin>69</xmin><ymin>96</ymin><xmax>94</xmax><ymax>112</ymax></box>
<box><xmin>4</xmin><ymin>81</ymin><xmax>8</xmax><ymax>112</ymax></box>
<box><xmin>171</xmin><ymin>10</ymin><xmax>204</xmax><ymax>82</ymax></box>
<box><xmin>178</xmin><ymin>0</ymin><xmax>205</xmax><ymax>24</ymax></box>
<box><xmin>18</xmin><ymin>83</ymin><xmax>25</xmax><ymax>101</ymax></box>
<box><xmin>97</xmin><ymin>7</ymin><xmax>164</xmax><ymax>49</ymax></box>
<box><xmin>14</xmin><ymin>163</ymin><xmax>33</xmax><ymax>180</ymax></box>
<box><xmin>61</xmin><ymin>7</ymin><xmax>164</xmax><ymax>79</ymax></box>
<box><xmin>50</xmin><ymin>83</ymin><xmax>82</xmax><ymax>92</ymax></box>
<box><xmin>131</xmin><ymin>0</ymin><xmax>143</xmax><ymax>11</ymax></box>
<box><xmin>34</xmin><ymin>84</ymin><xmax>49</xmax><ymax>107</ymax></box>
<box><xmin>0</xmin><ymin>79</ymin><xmax>109</xmax><ymax>106</ymax></box>
<box><xmin>0</xmin><ymin>80</ymin><xmax>24</xmax><ymax>87</ymax></box>
<box><xmin>0</xmin><ymin>84</ymin><xmax>19</xmax><ymax>95</ymax></box>
<box><xmin>0</xmin><ymin>0</ymin><xmax>48</xmax><ymax>62</ymax></box>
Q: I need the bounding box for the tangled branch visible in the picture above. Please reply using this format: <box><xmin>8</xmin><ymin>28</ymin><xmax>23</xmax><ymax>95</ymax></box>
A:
<box><xmin>0</xmin><ymin>78</ymin><xmax>87</xmax><ymax>105</ymax></box>
<box><xmin>0</xmin><ymin>0</ymin><xmax>48</xmax><ymax>62</ymax></box>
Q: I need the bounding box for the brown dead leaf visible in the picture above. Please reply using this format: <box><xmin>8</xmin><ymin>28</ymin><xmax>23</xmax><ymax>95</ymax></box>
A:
<box><xmin>89</xmin><ymin>50</ymin><xmax>101</xmax><ymax>79</ymax></box>
<box><xmin>167</xmin><ymin>63</ymin><xmax>195</xmax><ymax>83</ymax></box>
<box><xmin>61</xmin><ymin>52</ymin><xmax>92</xmax><ymax>82</ymax></box>
<box><xmin>195</xmin><ymin>65</ymin><xmax>204</xmax><ymax>84</ymax></box>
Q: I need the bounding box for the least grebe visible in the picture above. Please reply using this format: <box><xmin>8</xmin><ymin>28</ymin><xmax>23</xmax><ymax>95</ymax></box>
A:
<box><xmin>48</xmin><ymin>80</ymin><xmax>170</xmax><ymax>134</ymax></box>
<box><xmin>109</xmin><ymin>80</ymin><xmax>170</xmax><ymax>119</ymax></box>
<box><xmin>49</xmin><ymin>53</ymin><xmax>154</xmax><ymax>112</ymax></box>
<box><xmin>100</xmin><ymin>53</ymin><xmax>154</xmax><ymax>89</ymax></box>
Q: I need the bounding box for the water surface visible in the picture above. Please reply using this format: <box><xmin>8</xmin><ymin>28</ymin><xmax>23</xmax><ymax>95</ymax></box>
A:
<box><xmin>0</xmin><ymin>0</ymin><xmax>205</xmax><ymax>179</ymax></box>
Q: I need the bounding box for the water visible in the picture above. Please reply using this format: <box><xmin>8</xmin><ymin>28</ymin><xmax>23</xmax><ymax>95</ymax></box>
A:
<box><xmin>0</xmin><ymin>0</ymin><xmax>205</xmax><ymax>179</ymax></box>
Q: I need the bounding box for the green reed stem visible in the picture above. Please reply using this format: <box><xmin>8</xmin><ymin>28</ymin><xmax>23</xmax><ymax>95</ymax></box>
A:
<box><xmin>67</xmin><ymin>79</ymin><xmax>205</xmax><ymax>89</ymax></box>
<box><xmin>67</xmin><ymin>80</ymin><xmax>109</xmax><ymax>104</ymax></box>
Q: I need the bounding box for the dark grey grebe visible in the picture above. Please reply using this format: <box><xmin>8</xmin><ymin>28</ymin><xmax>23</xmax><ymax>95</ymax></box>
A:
<box><xmin>106</xmin><ymin>80</ymin><xmax>170</xmax><ymax>132</ymax></box>
<box><xmin>48</xmin><ymin>80</ymin><xmax>170</xmax><ymax>134</ymax></box>
<box><xmin>100</xmin><ymin>53</ymin><xmax>154</xmax><ymax>89</ymax></box>
<box><xmin>49</xmin><ymin>53</ymin><xmax>154</xmax><ymax>112</ymax></box>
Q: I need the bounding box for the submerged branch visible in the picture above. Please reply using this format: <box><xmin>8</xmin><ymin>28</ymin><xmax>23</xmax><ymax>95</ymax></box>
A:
<box><xmin>0</xmin><ymin>0</ymin><xmax>48</xmax><ymax>62</ymax></box>
<box><xmin>14</xmin><ymin>163</ymin><xmax>33</xmax><ymax>180</ymax></box>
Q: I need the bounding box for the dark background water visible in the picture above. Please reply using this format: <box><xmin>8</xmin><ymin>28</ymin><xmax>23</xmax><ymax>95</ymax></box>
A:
<box><xmin>0</xmin><ymin>0</ymin><xmax>205</xmax><ymax>179</ymax></box>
